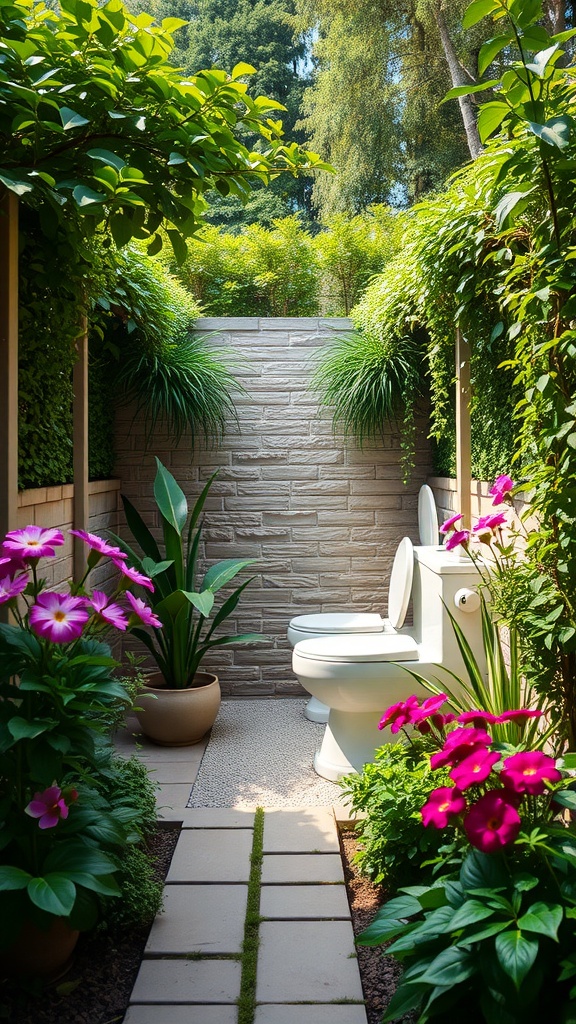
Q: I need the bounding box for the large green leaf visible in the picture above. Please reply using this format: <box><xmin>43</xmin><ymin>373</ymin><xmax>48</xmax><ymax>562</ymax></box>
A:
<box><xmin>495</xmin><ymin>929</ymin><xmax>539</xmax><ymax>989</ymax></box>
<box><xmin>460</xmin><ymin>851</ymin><xmax>509</xmax><ymax>893</ymax></box>
<box><xmin>419</xmin><ymin>947</ymin><xmax>475</xmax><ymax>987</ymax></box>
<box><xmin>517</xmin><ymin>901</ymin><xmax>563</xmax><ymax>941</ymax></box>
<box><xmin>202</xmin><ymin>558</ymin><xmax>257</xmax><ymax>594</ymax></box>
<box><xmin>449</xmin><ymin>899</ymin><xmax>497</xmax><ymax>931</ymax></box>
<box><xmin>43</xmin><ymin>843</ymin><xmax>117</xmax><ymax>876</ymax></box>
<box><xmin>154</xmin><ymin>458</ymin><xmax>188</xmax><ymax>533</ymax></box>
<box><xmin>462</xmin><ymin>0</ymin><xmax>501</xmax><ymax>29</ymax></box>
<box><xmin>27</xmin><ymin>874</ymin><xmax>76</xmax><ymax>916</ymax></box>
<box><xmin>121</xmin><ymin>494</ymin><xmax>161</xmax><ymax>561</ymax></box>
<box><xmin>7</xmin><ymin>717</ymin><xmax>52</xmax><ymax>740</ymax></box>
<box><xmin>0</xmin><ymin>866</ymin><xmax>32</xmax><ymax>890</ymax></box>
<box><xmin>478</xmin><ymin>33</ymin><xmax>514</xmax><ymax>76</ymax></box>
<box><xmin>382</xmin><ymin>981</ymin><xmax>427</xmax><ymax>1022</ymax></box>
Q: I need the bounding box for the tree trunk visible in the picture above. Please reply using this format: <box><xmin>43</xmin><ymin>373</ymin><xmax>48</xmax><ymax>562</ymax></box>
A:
<box><xmin>545</xmin><ymin>1</ymin><xmax>566</xmax><ymax>34</ymax></box>
<box><xmin>433</xmin><ymin>3</ymin><xmax>483</xmax><ymax>160</ymax></box>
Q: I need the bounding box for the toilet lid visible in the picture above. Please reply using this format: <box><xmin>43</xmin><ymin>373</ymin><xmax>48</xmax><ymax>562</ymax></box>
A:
<box><xmin>387</xmin><ymin>537</ymin><xmax>413</xmax><ymax>629</ymax></box>
<box><xmin>289</xmin><ymin>613</ymin><xmax>385</xmax><ymax>634</ymax></box>
<box><xmin>294</xmin><ymin>633</ymin><xmax>418</xmax><ymax>663</ymax></box>
<box><xmin>418</xmin><ymin>485</ymin><xmax>439</xmax><ymax>546</ymax></box>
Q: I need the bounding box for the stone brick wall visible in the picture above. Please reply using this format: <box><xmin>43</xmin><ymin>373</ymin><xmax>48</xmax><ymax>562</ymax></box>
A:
<box><xmin>17</xmin><ymin>479</ymin><xmax>121</xmax><ymax>591</ymax></box>
<box><xmin>114</xmin><ymin>317</ymin><xmax>434</xmax><ymax>696</ymax></box>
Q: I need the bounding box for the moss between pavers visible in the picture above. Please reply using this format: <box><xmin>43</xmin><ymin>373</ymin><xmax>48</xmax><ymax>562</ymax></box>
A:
<box><xmin>238</xmin><ymin>806</ymin><xmax>265</xmax><ymax>1024</ymax></box>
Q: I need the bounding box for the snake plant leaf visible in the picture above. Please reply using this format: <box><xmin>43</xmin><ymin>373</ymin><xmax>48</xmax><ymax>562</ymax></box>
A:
<box><xmin>154</xmin><ymin>459</ymin><xmax>188</xmax><ymax>534</ymax></box>
<box><xmin>202</xmin><ymin>558</ymin><xmax>257</xmax><ymax>594</ymax></box>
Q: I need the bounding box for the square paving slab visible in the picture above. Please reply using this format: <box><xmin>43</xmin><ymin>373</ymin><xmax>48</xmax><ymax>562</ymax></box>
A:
<box><xmin>254</xmin><ymin>1007</ymin><xmax>367</xmax><ymax>1024</ymax></box>
<box><xmin>145</xmin><ymin>884</ymin><xmax>247</xmax><ymax>954</ymax></box>
<box><xmin>261</xmin><ymin>853</ymin><xmax>344</xmax><ymax>884</ymax></box>
<box><xmin>260</xmin><ymin>884</ymin><xmax>351</xmax><ymax>919</ymax></box>
<box><xmin>256</xmin><ymin>921</ymin><xmax>364</xmax><ymax>1003</ymax></box>
<box><xmin>125</xmin><ymin>1005</ymin><xmax>238</xmax><ymax>1024</ymax></box>
<box><xmin>167</xmin><ymin>829</ymin><xmax>252</xmax><ymax>882</ymax></box>
<box><xmin>263</xmin><ymin>808</ymin><xmax>339</xmax><ymax>853</ymax></box>
<box><xmin>130</xmin><ymin>958</ymin><xmax>241</xmax><ymax>1003</ymax></box>
<box><xmin>180</xmin><ymin>808</ymin><xmax>255</xmax><ymax>829</ymax></box>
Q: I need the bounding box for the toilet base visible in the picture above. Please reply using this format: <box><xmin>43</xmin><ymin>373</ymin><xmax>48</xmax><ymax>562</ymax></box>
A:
<box><xmin>313</xmin><ymin>709</ymin><xmax>388</xmax><ymax>782</ymax></box>
<box><xmin>304</xmin><ymin>697</ymin><xmax>330</xmax><ymax>723</ymax></box>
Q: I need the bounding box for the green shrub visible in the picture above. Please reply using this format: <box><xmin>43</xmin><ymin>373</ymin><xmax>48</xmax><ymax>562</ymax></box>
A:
<box><xmin>340</xmin><ymin>739</ymin><xmax>454</xmax><ymax>888</ymax></box>
<box><xmin>313</xmin><ymin>206</ymin><xmax>398</xmax><ymax>315</ymax></box>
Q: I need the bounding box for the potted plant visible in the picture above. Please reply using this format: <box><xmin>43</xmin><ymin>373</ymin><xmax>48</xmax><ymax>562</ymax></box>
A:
<box><xmin>0</xmin><ymin>526</ymin><xmax>154</xmax><ymax>976</ymax></box>
<box><xmin>112</xmin><ymin>459</ymin><xmax>265</xmax><ymax>745</ymax></box>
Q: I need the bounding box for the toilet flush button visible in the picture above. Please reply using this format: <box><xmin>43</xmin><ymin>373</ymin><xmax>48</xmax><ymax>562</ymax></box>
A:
<box><xmin>454</xmin><ymin>588</ymin><xmax>480</xmax><ymax>613</ymax></box>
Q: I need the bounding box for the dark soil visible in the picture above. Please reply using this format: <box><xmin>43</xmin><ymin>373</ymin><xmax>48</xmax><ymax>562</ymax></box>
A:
<box><xmin>1</xmin><ymin>825</ymin><xmax>397</xmax><ymax>1024</ymax></box>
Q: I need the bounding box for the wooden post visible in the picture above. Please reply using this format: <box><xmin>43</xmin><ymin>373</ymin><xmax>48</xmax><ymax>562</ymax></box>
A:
<box><xmin>0</xmin><ymin>191</ymin><xmax>19</xmax><ymax>540</ymax></box>
<box><xmin>455</xmin><ymin>327</ymin><xmax>472</xmax><ymax>529</ymax></box>
<box><xmin>73</xmin><ymin>312</ymin><xmax>89</xmax><ymax>581</ymax></box>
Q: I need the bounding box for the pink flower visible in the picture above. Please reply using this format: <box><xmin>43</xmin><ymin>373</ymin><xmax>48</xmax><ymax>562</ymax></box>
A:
<box><xmin>445</xmin><ymin>529</ymin><xmax>470</xmax><ymax>552</ymax></box>
<box><xmin>89</xmin><ymin>590</ymin><xmax>129</xmax><ymax>631</ymax></box>
<box><xmin>0</xmin><ymin>554</ymin><xmax>26</xmax><ymax>575</ymax></box>
<box><xmin>450</xmin><ymin>748</ymin><xmax>501</xmax><ymax>790</ymax></box>
<box><xmin>457</xmin><ymin>710</ymin><xmax>500</xmax><ymax>728</ymax></box>
<box><xmin>421</xmin><ymin>787</ymin><xmax>466</xmax><ymax>828</ymax></box>
<box><xmin>464</xmin><ymin>790</ymin><xmax>521</xmax><ymax>852</ymax></box>
<box><xmin>417</xmin><ymin>712</ymin><xmax>456</xmax><ymax>734</ymax></box>
<box><xmin>500</xmin><ymin>750</ymin><xmax>561</xmax><ymax>796</ymax></box>
<box><xmin>25</xmin><ymin>786</ymin><xmax>70</xmax><ymax>829</ymax></box>
<box><xmin>3</xmin><ymin>526</ymin><xmax>64</xmax><ymax>561</ymax></box>
<box><xmin>70</xmin><ymin>529</ymin><xmax>128</xmax><ymax>562</ymax></box>
<box><xmin>430</xmin><ymin>727</ymin><xmax>492</xmax><ymax>769</ymax></box>
<box><xmin>496</xmin><ymin>709</ymin><xmax>543</xmax><ymax>727</ymax></box>
<box><xmin>473</xmin><ymin>513</ymin><xmax>508</xmax><ymax>542</ymax></box>
<box><xmin>489</xmin><ymin>475</ymin><xmax>515</xmax><ymax>506</ymax></box>
<box><xmin>379</xmin><ymin>695</ymin><xmax>421</xmax><ymax>733</ymax></box>
<box><xmin>114</xmin><ymin>560</ymin><xmax>154</xmax><ymax>592</ymax></box>
<box><xmin>0</xmin><ymin>572</ymin><xmax>28</xmax><ymax>604</ymax></box>
<box><xmin>29</xmin><ymin>592</ymin><xmax>89</xmax><ymax>643</ymax></box>
<box><xmin>440</xmin><ymin>513</ymin><xmax>463</xmax><ymax>535</ymax></box>
<box><xmin>125</xmin><ymin>590</ymin><xmax>163</xmax><ymax>628</ymax></box>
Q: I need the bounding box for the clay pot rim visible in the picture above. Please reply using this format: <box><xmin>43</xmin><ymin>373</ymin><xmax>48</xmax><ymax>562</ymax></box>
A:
<box><xmin>141</xmin><ymin>670</ymin><xmax>219</xmax><ymax>695</ymax></box>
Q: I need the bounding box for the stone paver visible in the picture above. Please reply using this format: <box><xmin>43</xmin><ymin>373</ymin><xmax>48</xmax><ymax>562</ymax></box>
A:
<box><xmin>130</xmin><ymin>958</ymin><xmax>241</xmax><ymax>1003</ymax></box>
<box><xmin>155</xmin><ymin>782</ymin><xmax>194</xmax><ymax>815</ymax></box>
<box><xmin>167</xmin><ymin>829</ymin><xmax>253</xmax><ymax>882</ymax></box>
<box><xmin>260</xmin><ymin>883</ymin><xmax>350</xmax><ymax>919</ymax></box>
<box><xmin>180</xmin><ymin>808</ymin><xmax>255</xmax><ymax>829</ymax></box>
<box><xmin>263</xmin><ymin>807</ymin><xmax>340</xmax><ymax>853</ymax></box>
<box><xmin>125</xmin><ymin>1006</ymin><xmax>238</xmax><ymax>1023</ymax></box>
<box><xmin>146</xmin><ymin>762</ymin><xmax>203</xmax><ymax>783</ymax></box>
<box><xmin>145</xmin><ymin>884</ymin><xmax>247</xmax><ymax>954</ymax></box>
<box><xmin>254</xmin><ymin>1007</ymin><xmax>367</xmax><ymax>1024</ymax></box>
<box><xmin>261</xmin><ymin>853</ymin><xmax>344</xmax><ymax>884</ymax></box>
<box><xmin>256</xmin><ymin>921</ymin><xmax>364</xmax><ymax>1003</ymax></box>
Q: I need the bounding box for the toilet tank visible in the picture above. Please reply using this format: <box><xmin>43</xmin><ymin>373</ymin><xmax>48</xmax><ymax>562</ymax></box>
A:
<box><xmin>411</xmin><ymin>546</ymin><xmax>486</xmax><ymax>679</ymax></box>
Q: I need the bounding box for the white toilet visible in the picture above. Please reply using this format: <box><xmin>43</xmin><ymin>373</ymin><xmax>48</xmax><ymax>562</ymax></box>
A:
<box><xmin>287</xmin><ymin>485</ymin><xmax>441</xmax><ymax>723</ymax></box>
<box><xmin>292</xmin><ymin>545</ymin><xmax>485</xmax><ymax>781</ymax></box>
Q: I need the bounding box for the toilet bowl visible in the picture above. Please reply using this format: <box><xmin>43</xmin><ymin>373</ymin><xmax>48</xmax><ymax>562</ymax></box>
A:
<box><xmin>292</xmin><ymin>546</ymin><xmax>485</xmax><ymax>781</ymax></box>
<box><xmin>287</xmin><ymin>484</ymin><xmax>441</xmax><ymax>723</ymax></box>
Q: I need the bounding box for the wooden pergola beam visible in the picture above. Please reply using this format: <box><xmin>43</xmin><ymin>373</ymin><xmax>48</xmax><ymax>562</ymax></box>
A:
<box><xmin>455</xmin><ymin>327</ymin><xmax>472</xmax><ymax>529</ymax></box>
<box><xmin>0</xmin><ymin>191</ymin><xmax>19</xmax><ymax>540</ymax></box>
<box><xmin>73</xmin><ymin>313</ymin><xmax>89</xmax><ymax>581</ymax></box>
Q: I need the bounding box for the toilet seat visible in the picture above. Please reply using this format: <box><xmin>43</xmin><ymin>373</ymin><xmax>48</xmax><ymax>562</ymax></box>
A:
<box><xmin>294</xmin><ymin>633</ymin><xmax>418</xmax><ymax>663</ymax></box>
<box><xmin>289</xmin><ymin>612</ymin><xmax>386</xmax><ymax>635</ymax></box>
<box><xmin>418</xmin><ymin>484</ymin><xmax>440</xmax><ymax>546</ymax></box>
<box><xmin>387</xmin><ymin>537</ymin><xmax>413</xmax><ymax>629</ymax></box>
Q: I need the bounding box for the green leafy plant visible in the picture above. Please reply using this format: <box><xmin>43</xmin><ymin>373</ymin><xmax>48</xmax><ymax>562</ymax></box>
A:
<box><xmin>112</xmin><ymin>458</ymin><xmax>266</xmax><ymax>689</ymax></box>
<box><xmin>340</xmin><ymin>739</ymin><xmax>453</xmax><ymax>888</ymax></box>
<box><xmin>358</xmin><ymin>692</ymin><xmax>576</xmax><ymax>1024</ymax></box>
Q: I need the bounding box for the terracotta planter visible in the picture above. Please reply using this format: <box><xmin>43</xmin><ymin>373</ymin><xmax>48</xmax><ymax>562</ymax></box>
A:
<box><xmin>134</xmin><ymin>671</ymin><xmax>221</xmax><ymax>746</ymax></box>
<box><xmin>5</xmin><ymin>916</ymin><xmax>79</xmax><ymax>979</ymax></box>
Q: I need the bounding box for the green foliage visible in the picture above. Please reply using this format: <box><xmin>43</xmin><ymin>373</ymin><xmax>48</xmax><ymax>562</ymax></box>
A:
<box><xmin>0</xmin><ymin>0</ymin><xmax>327</xmax><ymax>261</ymax></box>
<box><xmin>111</xmin><ymin>458</ymin><xmax>266</xmax><ymax>688</ymax></box>
<box><xmin>340</xmin><ymin>740</ymin><xmax>452</xmax><ymax>888</ymax></box>
<box><xmin>314</xmin><ymin>207</ymin><xmax>397</xmax><ymax>315</ymax></box>
<box><xmin>100</xmin><ymin>842</ymin><xmax>163</xmax><ymax>930</ymax></box>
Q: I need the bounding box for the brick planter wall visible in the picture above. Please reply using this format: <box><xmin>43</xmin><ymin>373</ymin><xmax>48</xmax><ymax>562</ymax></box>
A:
<box><xmin>17</xmin><ymin>479</ymin><xmax>121</xmax><ymax>591</ymax></box>
<box><xmin>114</xmin><ymin>317</ymin><xmax>434</xmax><ymax>696</ymax></box>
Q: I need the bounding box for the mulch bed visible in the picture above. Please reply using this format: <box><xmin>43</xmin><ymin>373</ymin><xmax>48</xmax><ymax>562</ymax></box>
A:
<box><xmin>1</xmin><ymin>824</ymin><xmax>399</xmax><ymax>1024</ymax></box>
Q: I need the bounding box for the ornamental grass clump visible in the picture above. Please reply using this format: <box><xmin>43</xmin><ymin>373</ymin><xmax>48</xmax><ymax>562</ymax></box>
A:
<box><xmin>358</xmin><ymin>693</ymin><xmax>576</xmax><ymax>1024</ymax></box>
<box><xmin>0</xmin><ymin>525</ymin><xmax>163</xmax><ymax>950</ymax></box>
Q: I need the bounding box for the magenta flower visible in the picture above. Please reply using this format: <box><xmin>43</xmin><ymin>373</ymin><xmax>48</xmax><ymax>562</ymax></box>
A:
<box><xmin>473</xmin><ymin>513</ymin><xmax>508</xmax><ymax>541</ymax></box>
<box><xmin>0</xmin><ymin>572</ymin><xmax>28</xmax><ymax>604</ymax></box>
<box><xmin>421</xmin><ymin>787</ymin><xmax>466</xmax><ymax>828</ymax></box>
<box><xmin>25</xmin><ymin>786</ymin><xmax>70</xmax><ymax>829</ymax></box>
<box><xmin>500</xmin><ymin>750</ymin><xmax>561</xmax><ymax>796</ymax></box>
<box><xmin>29</xmin><ymin>592</ymin><xmax>90</xmax><ymax>643</ymax></box>
<box><xmin>464</xmin><ymin>790</ymin><xmax>521</xmax><ymax>853</ymax></box>
<box><xmin>489</xmin><ymin>475</ymin><xmax>515</xmax><ymax>506</ymax></box>
<box><xmin>450</xmin><ymin>748</ymin><xmax>501</xmax><ymax>790</ymax></box>
<box><xmin>496</xmin><ymin>709</ymin><xmax>543</xmax><ymax>727</ymax></box>
<box><xmin>445</xmin><ymin>529</ymin><xmax>470</xmax><ymax>552</ymax></box>
<box><xmin>114</xmin><ymin>560</ymin><xmax>154</xmax><ymax>592</ymax></box>
<box><xmin>89</xmin><ymin>590</ymin><xmax>129</xmax><ymax>631</ymax></box>
<box><xmin>0</xmin><ymin>553</ymin><xmax>26</xmax><ymax>575</ymax></box>
<box><xmin>70</xmin><ymin>529</ymin><xmax>128</xmax><ymax>562</ymax></box>
<box><xmin>457</xmin><ymin>710</ymin><xmax>500</xmax><ymax>728</ymax></box>
<box><xmin>378</xmin><ymin>695</ymin><xmax>421</xmax><ymax>733</ymax></box>
<box><xmin>125</xmin><ymin>590</ymin><xmax>163</xmax><ymax>628</ymax></box>
<box><xmin>3</xmin><ymin>525</ymin><xmax>64</xmax><ymax>561</ymax></box>
<box><xmin>417</xmin><ymin>712</ymin><xmax>456</xmax><ymax>734</ymax></box>
<box><xmin>440</xmin><ymin>513</ymin><xmax>463</xmax><ymax>535</ymax></box>
<box><xmin>430</xmin><ymin>727</ymin><xmax>492</xmax><ymax>769</ymax></box>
